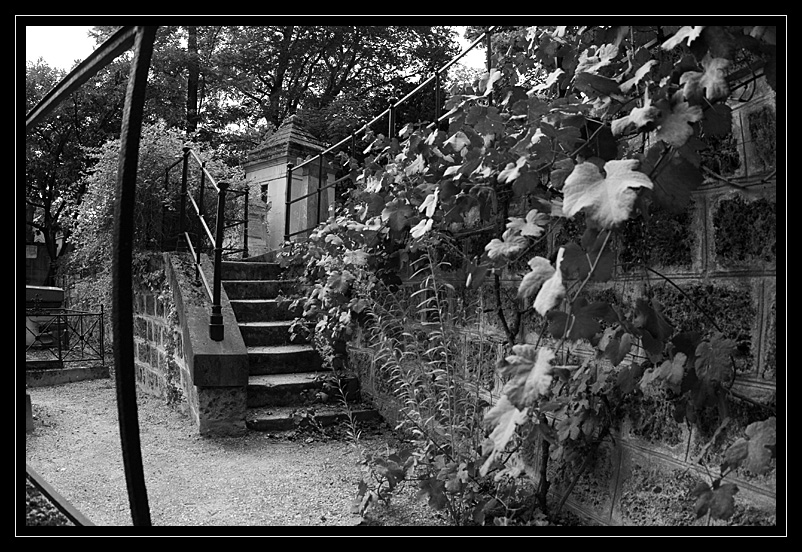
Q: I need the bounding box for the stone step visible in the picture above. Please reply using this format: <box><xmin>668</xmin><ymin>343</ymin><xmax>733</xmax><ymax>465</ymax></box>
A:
<box><xmin>239</xmin><ymin>320</ymin><xmax>304</xmax><ymax>347</ymax></box>
<box><xmin>247</xmin><ymin>344</ymin><xmax>323</xmax><ymax>375</ymax></box>
<box><xmin>246</xmin><ymin>372</ymin><xmax>359</xmax><ymax>408</ymax></box>
<box><xmin>229</xmin><ymin>298</ymin><xmax>300</xmax><ymax>323</ymax></box>
<box><xmin>222</xmin><ymin>280</ymin><xmax>298</xmax><ymax>300</ymax></box>
<box><xmin>221</xmin><ymin>260</ymin><xmax>282</xmax><ymax>281</ymax></box>
<box><xmin>245</xmin><ymin>403</ymin><xmax>382</xmax><ymax>432</ymax></box>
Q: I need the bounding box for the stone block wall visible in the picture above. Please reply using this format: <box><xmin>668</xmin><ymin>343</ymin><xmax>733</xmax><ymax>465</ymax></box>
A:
<box><xmin>132</xmin><ymin>257</ymin><xmax>188</xmax><ymax>408</ymax></box>
<box><xmin>348</xmin><ymin>74</ymin><xmax>778</xmax><ymax>526</ymax></box>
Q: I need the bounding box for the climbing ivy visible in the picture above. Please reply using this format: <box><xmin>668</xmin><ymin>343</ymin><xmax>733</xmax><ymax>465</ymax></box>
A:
<box><xmin>286</xmin><ymin>25</ymin><xmax>778</xmax><ymax>525</ymax></box>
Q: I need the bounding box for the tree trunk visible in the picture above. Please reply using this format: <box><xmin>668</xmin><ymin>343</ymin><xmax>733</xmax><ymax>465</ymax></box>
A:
<box><xmin>185</xmin><ymin>26</ymin><xmax>200</xmax><ymax>134</ymax></box>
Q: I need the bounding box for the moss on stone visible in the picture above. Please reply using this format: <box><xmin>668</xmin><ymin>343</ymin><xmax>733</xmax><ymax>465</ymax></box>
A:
<box><xmin>619</xmin><ymin>201</ymin><xmax>694</xmax><ymax>270</ymax></box>
<box><xmin>713</xmin><ymin>195</ymin><xmax>776</xmax><ymax>266</ymax></box>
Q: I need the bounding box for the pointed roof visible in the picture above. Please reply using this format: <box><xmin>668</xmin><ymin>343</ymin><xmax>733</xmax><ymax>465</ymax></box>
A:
<box><xmin>246</xmin><ymin>114</ymin><xmax>329</xmax><ymax>163</ymax></box>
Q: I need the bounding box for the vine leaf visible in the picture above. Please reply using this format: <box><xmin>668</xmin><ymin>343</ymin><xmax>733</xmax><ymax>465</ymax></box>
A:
<box><xmin>692</xmin><ymin>481</ymin><xmax>738</xmax><ymax>520</ymax></box>
<box><xmin>694</xmin><ymin>332</ymin><xmax>735</xmax><ymax>385</ymax></box>
<box><xmin>417</xmin><ymin>477</ymin><xmax>448</xmax><ymax>510</ymax></box>
<box><xmin>480</xmin><ymin>395</ymin><xmax>529</xmax><ymax>476</ymax></box>
<box><xmin>680</xmin><ymin>56</ymin><xmax>731</xmax><ymax>102</ymax></box>
<box><xmin>518</xmin><ymin>256</ymin><xmax>555</xmax><ymax>306</ymax></box>
<box><xmin>485</xmin><ymin>228</ymin><xmax>528</xmax><ymax>260</ymax></box>
<box><xmin>661</xmin><ymin>26</ymin><xmax>705</xmax><ymax>50</ymax></box>
<box><xmin>722</xmin><ymin>417</ymin><xmax>777</xmax><ymax>475</ymax></box>
<box><xmin>640</xmin><ymin>352</ymin><xmax>686</xmax><ymax>394</ymax></box>
<box><xmin>534</xmin><ymin>247</ymin><xmax>566</xmax><ymax>316</ymax></box>
<box><xmin>655</xmin><ymin>101</ymin><xmax>704</xmax><ymax>147</ymax></box>
<box><xmin>611</xmin><ymin>96</ymin><xmax>661</xmax><ymax>136</ymax></box>
<box><xmin>619</xmin><ymin>59</ymin><xmax>657</xmax><ymax>93</ymax></box>
<box><xmin>507</xmin><ymin>209</ymin><xmax>549</xmax><ymax>237</ymax></box>
<box><xmin>562</xmin><ymin>160</ymin><xmax>654</xmax><ymax>229</ymax></box>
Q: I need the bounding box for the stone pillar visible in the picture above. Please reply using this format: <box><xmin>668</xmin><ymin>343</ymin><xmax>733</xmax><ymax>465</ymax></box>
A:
<box><xmin>242</xmin><ymin>115</ymin><xmax>337</xmax><ymax>253</ymax></box>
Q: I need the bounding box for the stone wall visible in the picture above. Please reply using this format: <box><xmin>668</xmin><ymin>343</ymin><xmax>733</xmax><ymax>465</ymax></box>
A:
<box><xmin>348</xmin><ymin>74</ymin><xmax>777</xmax><ymax>526</ymax></box>
<box><xmin>132</xmin><ymin>253</ymin><xmax>249</xmax><ymax>437</ymax></box>
<box><xmin>132</xmin><ymin>255</ymin><xmax>188</xmax><ymax>408</ymax></box>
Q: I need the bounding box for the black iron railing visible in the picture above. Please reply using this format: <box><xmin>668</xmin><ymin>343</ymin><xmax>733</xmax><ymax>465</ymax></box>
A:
<box><xmin>26</xmin><ymin>24</ymin><xmax>156</xmax><ymax>527</ymax></box>
<box><xmin>25</xmin><ymin>305</ymin><xmax>105</xmax><ymax>366</ymax></box>
<box><xmin>163</xmin><ymin>146</ymin><xmax>249</xmax><ymax>341</ymax></box>
<box><xmin>284</xmin><ymin>26</ymin><xmax>496</xmax><ymax>242</ymax></box>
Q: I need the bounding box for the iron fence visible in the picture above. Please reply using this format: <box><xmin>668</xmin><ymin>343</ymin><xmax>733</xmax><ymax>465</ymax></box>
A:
<box><xmin>25</xmin><ymin>305</ymin><xmax>105</xmax><ymax>367</ymax></box>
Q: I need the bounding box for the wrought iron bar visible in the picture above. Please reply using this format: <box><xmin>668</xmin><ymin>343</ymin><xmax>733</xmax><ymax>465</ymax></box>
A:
<box><xmin>26</xmin><ymin>465</ymin><xmax>95</xmax><ymax>526</ymax></box>
<box><xmin>111</xmin><ymin>25</ymin><xmax>157</xmax><ymax>527</ymax></box>
<box><xmin>317</xmin><ymin>154</ymin><xmax>324</xmax><ymax>227</ymax></box>
<box><xmin>209</xmin><ymin>182</ymin><xmax>228</xmax><ymax>341</ymax></box>
<box><xmin>242</xmin><ymin>187</ymin><xmax>249</xmax><ymax>259</ymax></box>
<box><xmin>284</xmin><ymin>162</ymin><xmax>294</xmax><ymax>242</ymax></box>
<box><xmin>26</xmin><ymin>26</ymin><xmax>138</xmax><ymax>129</ymax></box>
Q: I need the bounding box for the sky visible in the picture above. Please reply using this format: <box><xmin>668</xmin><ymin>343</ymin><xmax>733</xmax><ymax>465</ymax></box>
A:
<box><xmin>25</xmin><ymin>25</ymin><xmax>96</xmax><ymax>70</ymax></box>
<box><xmin>24</xmin><ymin>25</ymin><xmax>485</xmax><ymax>72</ymax></box>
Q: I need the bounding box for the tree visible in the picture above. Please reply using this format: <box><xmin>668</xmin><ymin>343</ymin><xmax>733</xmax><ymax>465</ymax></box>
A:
<box><xmin>25</xmin><ymin>59</ymin><xmax>127</xmax><ymax>284</ymax></box>
<box><xmin>213</xmin><ymin>26</ymin><xmax>459</xmax><ymax>144</ymax></box>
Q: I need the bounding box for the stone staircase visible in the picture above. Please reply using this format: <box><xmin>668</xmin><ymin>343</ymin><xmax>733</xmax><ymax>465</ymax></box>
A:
<box><xmin>220</xmin><ymin>255</ymin><xmax>380</xmax><ymax>432</ymax></box>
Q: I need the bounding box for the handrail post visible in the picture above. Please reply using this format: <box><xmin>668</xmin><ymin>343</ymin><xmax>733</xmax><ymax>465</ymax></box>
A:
<box><xmin>317</xmin><ymin>154</ymin><xmax>323</xmax><ymax>227</ymax></box>
<box><xmin>284</xmin><ymin>162</ymin><xmax>294</xmax><ymax>243</ymax></box>
<box><xmin>242</xmin><ymin>187</ymin><xmax>249</xmax><ymax>259</ymax></box>
<box><xmin>179</xmin><ymin>147</ymin><xmax>190</xmax><ymax>238</ymax></box>
<box><xmin>209</xmin><ymin>181</ymin><xmax>228</xmax><ymax>341</ymax></box>
<box><xmin>388</xmin><ymin>97</ymin><xmax>397</xmax><ymax>139</ymax></box>
<box><xmin>434</xmin><ymin>71</ymin><xmax>441</xmax><ymax>128</ymax></box>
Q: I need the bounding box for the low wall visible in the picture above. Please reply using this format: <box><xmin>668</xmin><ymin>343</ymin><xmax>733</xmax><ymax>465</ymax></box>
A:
<box><xmin>132</xmin><ymin>252</ymin><xmax>249</xmax><ymax>437</ymax></box>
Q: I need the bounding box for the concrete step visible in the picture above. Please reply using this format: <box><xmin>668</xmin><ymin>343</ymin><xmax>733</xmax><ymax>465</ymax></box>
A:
<box><xmin>247</xmin><ymin>344</ymin><xmax>323</xmax><ymax>375</ymax></box>
<box><xmin>229</xmin><ymin>298</ymin><xmax>300</xmax><ymax>323</ymax></box>
<box><xmin>245</xmin><ymin>403</ymin><xmax>382</xmax><ymax>432</ymax></box>
<box><xmin>246</xmin><ymin>372</ymin><xmax>359</xmax><ymax>408</ymax></box>
<box><xmin>239</xmin><ymin>320</ymin><xmax>305</xmax><ymax>347</ymax></box>
<box><xmin>221</xmin><ymin>260</ymin><xmax>282</xmax><ymax>281</ymax></box>
<box><xmin>222</xmin><ymin>280</ymin><xmax>298</xmax><ymax>300</ymax></box>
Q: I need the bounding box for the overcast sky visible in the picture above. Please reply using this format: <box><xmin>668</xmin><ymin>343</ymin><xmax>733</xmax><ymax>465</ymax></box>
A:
<box><xmin>25</xmin><ymin>25</ymin><xmax>96</xmax><ymax>70</ymax></box>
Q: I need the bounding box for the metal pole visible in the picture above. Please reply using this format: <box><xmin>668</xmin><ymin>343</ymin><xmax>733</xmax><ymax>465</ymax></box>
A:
<box><xmin>388</xmin><ymin>97</ymin><xmax>397</xmax><ymax>139</ymax></box>
<box><xmin>242</xmin><ymin>188</ymin><xmax>249</xmax><ymax>259</ymax></box>
<box><xmin>179</xmin><ymin>147</ymin><xmax>189</xmax><ymax>238</ymax></box>
<box><xmin>111</xmin><ymin>25</ymin><xmax>156</xmax><ymax>527</ymax></box>
<box><xmin>209</xmin><ymin>182</ymin><xmax>228</xmax><ymax>341</ymax></box>
<box><xmin>317</xmin><ymin>155</ymin><xmax>323</xmax><ymax>227</ymax></box>
<box><xmin>284</xmin><ymin>163</ymin><xmax>294</xmax><ymax>243</ymax></box>
<box><xmin>435</xmin><ymin>71</ymin><xmax>441</xmax><ymax>128</ymax></box>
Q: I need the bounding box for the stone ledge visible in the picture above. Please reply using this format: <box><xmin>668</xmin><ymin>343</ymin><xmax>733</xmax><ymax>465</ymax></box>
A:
<box><xmin>164</xmin><ymin>252</ymin><xmax>249</xmax><ymax>387</ymax></box>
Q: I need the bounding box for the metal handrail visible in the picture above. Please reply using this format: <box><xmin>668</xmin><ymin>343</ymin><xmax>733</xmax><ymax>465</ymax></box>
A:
<box><xmin>168</xmin><ymin>146</ymin><xmax>230</xmax><ymax>341</ymax></box>
<box><xmin>25</xmin><ymin>25</ymin><xmax>156</xmax><ymax>527</ymax></box>
<box><xmin>283</xmin><ymin>26</ymin><xmax>497</xmax><ymax>242</ymax></box>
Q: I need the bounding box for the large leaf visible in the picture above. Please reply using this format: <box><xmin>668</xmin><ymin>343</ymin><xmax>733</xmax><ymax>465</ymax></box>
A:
<box><xmin>661</xmin><ymin>26</ymin><xmax>705</xmax><ymax>50</ymax></box>
<box><xmin>562</xmin><ymin>160</ymin><xmax>653</xmax><ymax>229</ymax></box>
<box><xmin>485</xmin><ymin>228</ymin><xmax>528</xmax><ymax>260</ymax></box>
<box><xmin>480</xmin><ymin>395</ymin><xmax>528</xmax><ymax>476</ymax></box>
<box><xmin>534</xmin><ymin>247</ymin><xmax>565</xmax><ymax>316</ymax></box>
<box><xmin>655</xmin><ymin>101</ymin><xmax>703</xmax><ymax>147</ymax></box>
<box><xmin>518</xmin><ymin>256</ymin><xmax>555</xmax><ymax>306</ymax></box>
<box><xmin>680</xmin><ymin>56</ymin><xmax>730</xmax><ymax>102</ymax></box>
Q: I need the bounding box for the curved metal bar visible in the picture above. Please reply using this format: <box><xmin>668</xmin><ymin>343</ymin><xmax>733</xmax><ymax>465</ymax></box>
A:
<box><xmin>26</xmin><ymin>26</ymin><xmax>138</xmax><ymax>130</ymax></box>
<box><xmin>111</xmin><ymin>25</ymin><xmax>157</xmax><ymax>527</ymax></box>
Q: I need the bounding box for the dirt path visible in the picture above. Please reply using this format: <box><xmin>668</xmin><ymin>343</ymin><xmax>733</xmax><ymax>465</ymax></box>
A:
<box><xmin>23</xmin><ymin>377</ymin><xmax>447</xmax><ymax>531</ymax></box>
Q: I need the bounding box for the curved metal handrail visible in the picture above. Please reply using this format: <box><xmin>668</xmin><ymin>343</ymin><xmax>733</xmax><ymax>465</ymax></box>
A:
<box><xmin>25</xmin><ymin>24</ymin><xmax>157</xmax><ymax>527</ymax></box>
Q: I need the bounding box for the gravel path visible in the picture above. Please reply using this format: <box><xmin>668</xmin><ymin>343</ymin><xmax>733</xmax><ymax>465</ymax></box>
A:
<box><xmin>23</xmin><ymin>377</ymin><xmax>448</xmax><ymax>532</ymax></box>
